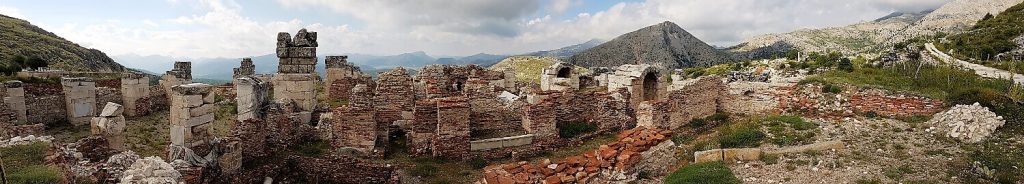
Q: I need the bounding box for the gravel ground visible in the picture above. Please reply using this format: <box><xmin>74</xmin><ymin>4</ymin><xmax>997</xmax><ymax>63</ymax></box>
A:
<box><xmin>730</xmin><ymin>117</ymin><xmax>965</xmax><ymax>183</ymax></box>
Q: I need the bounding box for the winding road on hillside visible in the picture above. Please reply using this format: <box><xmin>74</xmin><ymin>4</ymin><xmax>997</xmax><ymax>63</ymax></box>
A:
<box><xmin>925</xmin><ymin>43</ymin><xmax>1024</xmax><ymax>85</ymax></box>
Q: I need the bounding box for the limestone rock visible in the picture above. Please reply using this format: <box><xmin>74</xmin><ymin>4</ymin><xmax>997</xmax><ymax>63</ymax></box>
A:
<box><xmin>927</xmin><ymin>103</ymin><xmax>1005</xmax><ymax>143</ymax></box>
<box><xmin>119</xmin><ymin>156</ymin><xmax>182</xmax><ymax>184</ymax></box>
<box><xmin>100</xmin><ymin>102</ymin><xmax>124</xmax><ymax>117</ymax></box>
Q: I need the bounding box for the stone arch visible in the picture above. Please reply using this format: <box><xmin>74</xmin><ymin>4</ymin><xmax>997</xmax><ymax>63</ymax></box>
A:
<box><xmin>642</xmin><ymin>71</ymin><xmax>658</xmax><ymax>101</ymax></box>
<box><xmin>556</xmin><ymin>67</ymin><xmax>572</xmax><ymax>78</ymax></box>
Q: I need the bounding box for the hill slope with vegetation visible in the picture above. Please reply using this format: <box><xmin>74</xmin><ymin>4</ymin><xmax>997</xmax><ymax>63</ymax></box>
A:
<box><xmin>940</xmin><ymin>2</ymin><xmax>1024</xmax><ymax>61</ymax></box>
<box><xmin>0</xmin><ymin>14</ymin><xmax>124</xmax><ymax>73</ymax></box>
<box><xmin>567</xmin><ymin>21</ymin><xmax>732</xmax><ymax>69</ymax></box>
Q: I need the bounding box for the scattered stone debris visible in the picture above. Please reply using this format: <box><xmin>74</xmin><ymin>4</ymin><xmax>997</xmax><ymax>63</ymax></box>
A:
<box><xmin>480</xmin><ymin>127</ymin><xmax>675</xmax><ymax>183</ymax></box>
<box><xmin>0</xmin><ymin>134</ymin><xmax>53</xmax><ymax>147</ymax></box>
<box><xmin>102</xmin><ymin>150</ymin><xmax>142</xmax><ymax>182</ymax></box>
<box><xmin>119</xmin><ymin>156</ymin><xmax>183</xmax><ymax>184</ymax></box>
<box><xmin>926</xmin><ymin>103</ymin><xmax>1005</xmax><ymax>143</ymax></box>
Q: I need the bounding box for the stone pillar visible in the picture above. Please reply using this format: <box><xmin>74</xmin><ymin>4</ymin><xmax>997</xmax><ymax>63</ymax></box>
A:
<box><xmin>3</xmin><ymin>80</ymin><xmax>27</xmax><ymax>124</ymax></box>
<box><xmin>62</xmin><ymin>77</ymin><xmax>97</xmax><ymax>126</ymax></box>
<box><xmin>408</xmin><ymin>99</ymin><xmax>437</xmax><ymax>157</ymax></box>
<box><xmin>121</xmin><ymin>73</ymin><xmax>151</xmax><ymax>117</ymax></box>
<box><xmin>169</xmin><ymin>83</ymin><xmax>215</xmax><ymax>147</ymax></box>
<box><xmin>235</xmin><ymin>77</ymin><xmax>269</xmax><ymax>122</ymax></box>
<box><xmin>523</xmin><ymin>100</ymin><xmax>557</xmax><ymax>139</ymax></box>
<box><xmin>232</xmin><ymin>58</ymin><xmax>256</xmax><ymax>79</ymax></box>
<box><xmin>91</xmin><ymin>102</ymin><xmax>126</xmax><ymax>151</ymax></box>
<box><xmin>273</xmin><ymin>29</ymin><xmax>318</xmax><ymax>113</ymax></box>
<box><xmin>432</xmin><ymin>97</ymin><xmax>470</xmax><ymax>160</ymax></box>
<box><xmin>160</xmin><ymin>61</ymin><xmax>193</xmax><ymax>98</ymax></box>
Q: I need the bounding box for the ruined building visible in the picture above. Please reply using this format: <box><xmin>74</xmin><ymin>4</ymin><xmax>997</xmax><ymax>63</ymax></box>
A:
<box><xmin>272</xmin><ymin>29</ymin><xmax>318</xmax><ymax>115</ymax></box>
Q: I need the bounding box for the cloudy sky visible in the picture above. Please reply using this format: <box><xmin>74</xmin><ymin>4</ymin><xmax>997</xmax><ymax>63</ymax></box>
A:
<box><xmin>0</xmin><ymin>0</ymin><xmax>950</xmax><ymax>59</ymax></box>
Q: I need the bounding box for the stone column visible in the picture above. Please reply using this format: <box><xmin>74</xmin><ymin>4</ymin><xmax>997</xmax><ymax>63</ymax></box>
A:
<box><xmin>408</xmin><ymin>99</ymin><xmax>437</xmax><ymax>157</ymax></box>
<box><xmin>121</xmin><ymin>73</ymin><xmax>151</xmax><ymax>117</ymax></box>
<box><xmin>232</xmin><ymin>58</ymin><xmax>256</xmax><ymax>79</ymax></box>
<box><xmin>169</xmin><ymin>83</ymin><xmax>215</xmax><ymax>147</ymax></box>
<box><xmin>234</xmin><ymin>77</ymin><xmax>268</xmax><ymax>122</ymax></box>
<box><xmin>62</xmin><ymin>77</ymin><xmax>97</xmax><ymax>126</ymax></box>
<box><xmin>160</xmin><ymin>61</ymin><xmax>193</xmax><ymax>99</ymax></box>
<box><xmin>91</xmin><ymin>102</ymin><xmax>126</xmax><ymax>151</ymax></box>
<box><xmin>3</xmin><ymin>80</ymin><xmax>27</xmax><ymax>124</ymax></box>
<box><xmin>272</xmin><ymin>29</ymin><xmax>318</xmax><ymax>114</ymax></box>
<box><xmin>432</xmin><ymin>97</ymin><xmax>470</xmax><ymax>160</ymax></box>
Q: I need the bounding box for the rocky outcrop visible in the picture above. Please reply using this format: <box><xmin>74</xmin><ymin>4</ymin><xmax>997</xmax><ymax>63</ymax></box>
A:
<box><xmin>926</xmin><ymin>103</ymin><xmax>1005</xmax><ymax>143</ymax></box>
<box><xmin>913</xmin><ymin>0</ymin><xmax>1024</xmax><ymax>34</ymax></box>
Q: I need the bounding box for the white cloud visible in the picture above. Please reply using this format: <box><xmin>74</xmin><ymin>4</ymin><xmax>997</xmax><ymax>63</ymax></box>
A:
<box><xmin>549</xmin><ymin>0</ymin><xmax>582</xmax><ymax>14</ymax></box>
<box><xmin>0</xmin><ymin>5</ymin><xmax>26</xmax><ymax>19</ymax></box>
<box><xmin>36</xmin><ymin>0</ymin><xmax>954</xmax><ymax>59</ymax></box>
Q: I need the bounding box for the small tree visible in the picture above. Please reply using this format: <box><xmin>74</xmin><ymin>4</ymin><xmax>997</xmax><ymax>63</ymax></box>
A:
<box><xmin>25</xmin><ymin>57</ymin><xmax>47</xmax><ymax>70</ymax></box>
<box><xmin>838</xmin><ymin>58</ymin><xmax>854</xmax><ymax>72</ymax></box>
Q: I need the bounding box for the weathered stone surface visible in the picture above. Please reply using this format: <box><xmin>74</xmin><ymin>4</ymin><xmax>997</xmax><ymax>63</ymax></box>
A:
<box><xmin>120</xmin><ymin>156</ymin><xmax>182</xmax><ymax>183</ymax></box>
<box><xmin>99</xmin><ymin>102</ymin><xmax>123</xmax><ymax>117</ymax></box>
<box><xmin>235</xmin><ymin>77</ymin><xmax>269</xmax><ymax>122</ymax></box>
<box><xmin>694</xmin><ymin>148</ymin><xmax>762</xmax><ymax>163</ymax></box>
<box><xmin>62</xmin><ymin>77</ymin><xmax>98</xmax><ymax>126</ymax></box>
<box><xmin>926</xmin><ymin>103</ymin><xmax>1005</xmax><ymax>143</ymax></box>
<box><xmin>121</xmin><ymin>73</ymin><xmax>151</xmax><ymax>117</ymax></box>
<box><xmin>540</xmin><ymin>62</ymin><xmax>579</xmax><ymax>91</ymax></box>
<box><xmin>433</xmin><ymin>97</ymin><xmax>471</xmax><ymax>159</ymax></box>
<box><xmin>233</xmin><ymin>58</ymin><xmax>256</xmax><ymax>78</ymax></box>
<box><xmin>169</xmin><ymin>83</ymin><xmax>215</xmax><ymax>147</ymax></box>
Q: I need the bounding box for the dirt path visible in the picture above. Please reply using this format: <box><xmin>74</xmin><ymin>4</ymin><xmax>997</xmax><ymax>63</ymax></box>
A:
<box><xmin>925</xmin><ymin>43</ymin><xmax>1024</xmax><ymax>85</ymax></box>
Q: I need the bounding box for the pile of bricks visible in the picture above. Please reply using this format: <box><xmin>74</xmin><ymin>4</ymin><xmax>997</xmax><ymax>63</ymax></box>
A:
<box><xmin>480</xmin><ymin>127</ymin><xmax>673</xmax><ymax>184</ymax></box>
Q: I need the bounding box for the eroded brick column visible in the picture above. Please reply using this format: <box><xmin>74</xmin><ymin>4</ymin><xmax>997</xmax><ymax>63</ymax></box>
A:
<box><xmin>121</xmin><ymin>73</ymin><xmax>151</xmax><ymax>116</ymax></box>
<box><xmin>408</xmin><ymin>99</ymin><xmax>437</xmax><ymax>156</ymax></box>
<box><xmin>522</xmin><ymin>99</ymin><xmax>557</xmax><ymax>139</ymax></box>
<box><xmin>3</xmin><ymin>80</ymin><xmax>27</xmax><ymax>124</ymax></box>
<box><xmin>432</xmin><ymin>97</ymin><xmax>470</xmax><ymax>160</ymax></box>
<box><xmin>62</xmin><ymin>77</ymin><xmax>97</xmax><ymax>126</ymax></box>
<box><xmin>169</xmin><ymin>83</ymin><xmax>215</xmax><ymax>147</ymax></box>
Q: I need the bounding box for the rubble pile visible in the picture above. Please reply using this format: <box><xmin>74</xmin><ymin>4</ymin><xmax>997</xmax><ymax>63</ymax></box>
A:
<box><xmin>926</xmin><ymin>103</ymin><xmax>1005</xmax><ymax>143</ymax></box>
<box><xmin>0</xmin><ymin>135</ymin><xmax>54</xmax><ymax>147</ymax></box>
<box><xmin>480</xmin><ymin>127</ymin><xmax>673</xmax><ymax>183</ymax></box>
<box><xmin>119</xmin><ymin>156</ymin><xmax>183</xmax><ymax>183</ymax></box>
<box><xmin>100</xmin><ymin>150</ymin><xmax>141</xmax><ymax>182</ymax></box>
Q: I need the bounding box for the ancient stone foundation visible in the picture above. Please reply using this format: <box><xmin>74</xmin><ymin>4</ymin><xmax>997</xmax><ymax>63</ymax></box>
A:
<box><xmin>235</xmin><ymin>77</ymin><xmax>269</xmax><ymax>122</ymax></box>
<box><xmin>169</xmin><ymin>83</ymin><xmax>215</xmax><ymax>147</ymax></box>
<box><xmin>3</xmin><ymin>80</ymin><xmax>27</xmax><ymax>124</ymax></box>
<box><xmin>121</xmin><ymin>73</ymin><xmax>151</xmax><ymax>116</ymax></box>
<box><xmin>62</xmin><ymin>77</ymin><xmax>98</xmax><ymax>126</ymax></box>
<box><xmin>91</xmin><ymin>102</ymin><xmax>126</xmax><ymax>151</ymax></box>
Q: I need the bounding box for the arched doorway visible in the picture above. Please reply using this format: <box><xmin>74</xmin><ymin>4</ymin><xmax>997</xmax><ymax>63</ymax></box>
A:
<box><xmin>642</xmin><ymin>72</ymin><xmax>658</xmax><ymax>101</ymax></box>
<box><xmin>556</xmin><ymin>67</ymin><xmax>572</xmax><ymax>78</ymax></box>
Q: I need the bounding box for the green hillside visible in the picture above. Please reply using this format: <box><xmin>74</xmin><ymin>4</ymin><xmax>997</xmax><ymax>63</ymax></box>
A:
<box><xmin>0</xmin><ymin>14</ymin><xmax>124</xmax><ymax>73</ymax></box>
<box><xmin>941</xmin><ymin>2</ymin><xmax>1024</xmax><ymax>61</ymax></box>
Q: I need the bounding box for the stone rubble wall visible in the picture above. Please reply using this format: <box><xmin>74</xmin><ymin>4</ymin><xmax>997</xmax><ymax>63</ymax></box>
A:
<box><xmin>373</xmin><ymin>67</ymin><xmax>415</xmax><ymax>136</ymax></box>
<box><xmin>416</xmin><ymin>65</ymin><xmax>471</xmax><ymax>99</ymax></box>
<box><xmin>0</xmin><ymin>124</ymin><xmax>45</xmax><ymax>139</ymax></box>
<box><xmin>169</xmin><ymin>83</ymin><xmax>215</xmax><ymax>148</ymax></box>
<box><xmin>96</xmin><ymin>86</ymin><xmax>122</xmax><ymax>114</ymax></box>
<box><xmin>147</xmin><ymin>85</ymin><xmax>168</xmax><ymax>112</ymax></box>
<box><xmin>232</xmin><ymin>58</ymin><xmax>256</xmax><ymax>79</ymax></box>
<box><xmin>409</xmin><ymin>99</ymin><xmax>438</xmax><ymax>157</ymax></box>
<box><xmin>540</xmin><ymin>62</ymin><xmax>580</xmax><ymax>91</ymax></box>
<box><xmin>466</xmin><ymin>79</ymin><xmax>525</xmax><ymax>139</ymax></box>
<box><xmin>62</xmin><ymin>77</ymin><xmax>98</xmax><ymax>126</ymax></box>
<box><xmin>121</xmin><ymin>73</ymin><xmax>151</xmax><ymax>116</ymax></box>
<box><xmin>778</xmin><ymin>84</ymin><xmax>944</xmax><ymax>118</ymax></box>
<box><xmin>480</xmin><ymin>128</ymin><xmax>674</xmax><ymax>184</ymax></box>
<box><xmin>659</xmin><ymin>76</ymin><xmax>726</xmax><ymax>130</ymax></box>
<box><xmin>24</xmin><ymin>83</ymin><xmax>67</xmax><ymax>126</ymax></box>
<box><xmin>720</xmin><ymin>81</ymin><xmax>784</xmax><ymax>115</ymax></box>
<box><xmin>432</xmin><ymin>97</ymin><xmax>471</xmax><ymax>160</ymax></box>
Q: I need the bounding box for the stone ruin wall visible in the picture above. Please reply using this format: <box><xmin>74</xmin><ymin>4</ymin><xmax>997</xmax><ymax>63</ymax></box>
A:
<box><xmin>416</xmin><ymin>65</ymin><xmax>471</xmax><ymax>99</ymax></box>
<box><xmin>777</xmin><ymin>85</ymin><xmax>945</xmax><ymax>118</ymax></box>
<box><xmin>121</xmin><ymin>73</ymin><xmax>151</xmax><ymax>116</ymax></box>
<box><xmin>3</xmin><ymin>81</ymin><xmax>27</xmax><ymax>124</ymax></box>
<box><xmin>432</xmin><ymin>97</ymin><xmax>471</xmax><ymax>159</ymax></box>
<box><xmin>160</xmin><ymin>62</ymin><xmax>193</xmax><ymax>96</ymax></box>
<box><xmin>465</xmin><ymin>78</ymin><xmax>525</xmax><ymax>139</ymax></box>
<box><xmin>540</xmin><ymin>62</ymin><xmax>580</xmax><ymax>91</ymax></box>
<box><xmin>637</xmin><ymin>76</ymin><xmax>726</xmax><ymax>130</ymax></box>
<box><xmin>272</xmin><ymin>29</ymin><xmax>319</xmax><ymax>113</ymax></box>
<box><xmin>232</xmin><ymin>58</ymin><xmax>256</xmax><ymax>79</ymax></box>
<box><xmin>95</xmin><ymin>79</ymin><xmax>123</xmax><ymax>114</ymax></box>
<box><xmin>62</xmin><ymin>77</ymin><xmax>98</xmax><ymax>126</ymax></box>
<box><xmin>22</xmin><ymin>83</ymin><xmax>67</xmax><ymax>125</ymax></box>
<box><xmin>234</xmin><ymin>77</ymin><xmax>269</xmax><ymax>122</ymax></box>
<box><xmin>373</xmin><ymin>67</ymin><xmax>415</xmax><ymax>130</ymax></box>
<box><xmin>169</xmin><ymin>83</ymin><xmax>215</xmax><ymax>148</ymax></box>
<box><xmin>408</xmin><ymin>99</ymin><xmax>438</xmax><ymax>157</ymax></box>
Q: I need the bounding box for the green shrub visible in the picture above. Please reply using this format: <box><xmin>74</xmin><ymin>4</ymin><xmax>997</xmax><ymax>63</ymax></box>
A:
<box><xmin>469</xmin><ymin>158</ymin><xmax>488</xmax><ymax>169</ymax></box>
<box><xmin>410</xmin><ymin>163</ymin><xmax>438</xmax><ymax>177</ymax></box>
<box><xmin>0</xmin><ymin>142</ymin><xmax>62</xmax><ymax>183</ymax></box>
<box><xmin>821</xmin><ymin>83</ymin><xmax>843</xmax><ymax>94</ymax></box>
<box><xmin>687</xmin><ymin>118</ymin><xmax>707</xmax><ymax>128</ymax></box>
<box><xmin>664</xmin><ymin>162</ymin><xmax>741</xmax><ymax>184</ymax></box>
<box><xmin>864</xmin><ymin>111</ymin><xmax>878</xmax><ymax>119</ymax></box>
<box><xmin>558</xmin><ymin>122</ymin><xmax>598</xmax><ymax>138</ymax></box>
<box><xmin>6</xmin><ymin>165</ymin><xmax>62</xmax><ymax>184</ymax></box>
<box><xmin>765</xmin><ymin>116</ymin><xmax>816</xmax><ymax>130</ymax></box>
<box><xmin>838</xmin><ymin>58</ymin><xmax>854</xmax><ymax>72</ymax></box>
<box><xmin>718</xmin><ymin>125</ymin><xmax>765</xmax><ymax>148</ymax></box>
<box><xmin>764</xmin><ymin>116</ymin><xmax>818</xmax><ymax>146</ymax></box>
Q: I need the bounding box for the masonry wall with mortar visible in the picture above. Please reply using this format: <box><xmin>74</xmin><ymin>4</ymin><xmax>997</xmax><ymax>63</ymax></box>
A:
<box><xmin>62</xmin><ymin>77</ymin><xmax>98</xmax><ymax>126</ymax></box>
<box><xmin>169</xmin><ymin>83</ymin><xmax>216</xmax><ymax>148</ymax></box>
<box><xmin>24</xmin><ymin>83</ymin><xmax>67</xmax><ymax>125</ymax></box>
<box><xmin>147</xmin><ymin>85</ymin><xmax>168</xmax><ymax>112</ymax></box>
<box><xmin>540</xmin><ymin>62</ymin><xmax>580</xmax><ymax>91</ymax></box>
<box><xmin>432</xmin><ymin>97</ymin><xmax>471</xmax><ymax>159</ymax></box>
<box><xmin>416</xmin><ymin>65</ymin><xmax>470</xmax><ymax>99</ymax></box>
<box><xmin>96</xmin><ymin>86</ymin><xmax>122</xmax><ymax>114</ymax></box>
<box><xmin>408</xmin><ymin>99</ymin><xmax>437</xmax><ymax>157</ymax></box>
<box><xmin>121</xmin><ymin>73</ymin><xmax>151</xmax><ymax>116</ymax></box>
<box><xmin>465</xmin><ymin>78</ymin><xmax>525</xmax><ymax>139</ymax></box>
<box><xmin>232</xmin><ymin>58</ymin><xmax>256</xmax><ymax>79</ymax></box>
<box><xmin>331</xmin><ymin>105</ymin><xmax>377</xmax><ymax>154</ymax></box>
<box><xmin>655</xmin><ymin>76</ymin><xmax>727</xmax><ymax>130</ymax></box>
<box><xmin>273</xmin><ymin>29</ymin><xmax>320</xmax><ymax>113</ymax></box>
<box><xmin>777</xmin><ymin>85</ymin><xmax>944</xmax><ymax>118</ymax></box>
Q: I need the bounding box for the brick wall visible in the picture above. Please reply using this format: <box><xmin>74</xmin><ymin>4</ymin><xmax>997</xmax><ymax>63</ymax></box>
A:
<box><xmin>24</xmin><ymin>83</ymin><xmax>67</xmax><ymax>126</ymax></box>
<box><xmin>778</xmin><ymin>84</ymin><xmax>944</xmax><ymax>118</ymax></box>
<box><xmin>409</xmin><ymin>99</ymin><xmax>437</xmax><ymax>157</ymax></box>
<box><xmin>432</xmin><ymin>97</ymin><xmax>471</xmax><ymax>160</ymax></box>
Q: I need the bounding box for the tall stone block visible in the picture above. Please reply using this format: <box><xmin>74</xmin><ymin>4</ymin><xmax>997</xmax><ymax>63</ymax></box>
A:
<box><xmin>235</xmin><ymin>77</ymin><xmax>269</xmax><ymax>122</ymax></box>
<box><xmin>3</xmin><ymin>80</ymin><xmax>27</xmax><ymax>124</ymax></box>
<box><xmin>169</xmin><ymin>83</ymin><xmax>215</xmax><ymax>147</ymax></box>
<box><xmin>272</xmin><ymin>74</ymin><xmax>317</xmax><ymax>112</ymax></box>
<box><xmin>432</xmin><ymin>97</ymin><xmax>470</xmax><ymax>160</ymax></box>
<box><xmin>62</xmin><ymin>77</ymin><xmax>97</xmax><ymax>126</ymax></box>
<box><xmin>121</xmin><ymin>73</ymin><xmax>151</xmax><ymax>116</ymax></box>
<box><xmin>272</xmin><ymin>29</ymin><xmax>319</xmax><ymax>114</ymax></box>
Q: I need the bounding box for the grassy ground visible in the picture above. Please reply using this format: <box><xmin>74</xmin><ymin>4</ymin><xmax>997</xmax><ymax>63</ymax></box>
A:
<box><xmin>801</xmin><ymin>64</ymin><xmax>1014</xmax><ymax>100</ymax></box>
<box><xmin>0</xmin><ymin>142</ymin><xmax>63</xmax><ymax>183</ymax></box>
<box><xmin>663</xmin><ymin>161</ymin><xmax>741</xmax><ymax>184</ymax></box>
